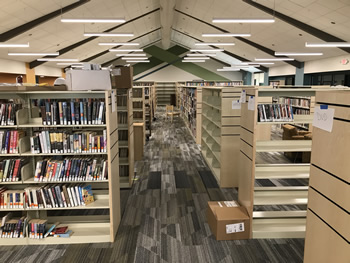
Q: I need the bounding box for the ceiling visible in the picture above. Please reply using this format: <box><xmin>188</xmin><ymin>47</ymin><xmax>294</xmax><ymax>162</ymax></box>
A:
<box><xmin>0</xmin><ymin>0</ymin><xmax>349</xmax><ymax>70</ymax></box>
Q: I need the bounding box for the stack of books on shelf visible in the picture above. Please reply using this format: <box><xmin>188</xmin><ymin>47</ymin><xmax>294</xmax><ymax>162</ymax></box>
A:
<box><xmin>0</xmin><ymin>102</ymin><xmax>21</xmax><ymax>126</ymax></box>
<box><xmin>0</xmin><ymin>159</ymin><xmax>25</xmax><ymax>182</ymax></box>
<box><xmin>133</xmin><ymin>102</ymin><xmax>143</xmax><ymax>109</ymax></box>
<box><xmin>118</xmin><ymin>112</ymin><xmax>128</xmax><ymax>125</ymax></box>
<box><xmin>0</xmin><ymin>130</ymin><xmax>26</xmax><ymax>154</ymax></box>
<box><xmin>34</xmin><ymin>158</ymin><xmax>108</xmax><ymax>182</ymax></box>
<box><xmin>257</xmin><ymin>104</ymin><xmax>294</xmax><ymax>122</ymax></box>
<box><xmin>132</xmin><ymin>89</ymin><xmax>143</xmax><ymax>98</ymax></box>
<box><xmin>1</xmin><ymin>213</ymin><xmax>27</xmax><ymax>238</ymax></box>
<box><xmin>117</xmin><ymin>95</ymin><xmax>127</xmax><ymax>107</ymax></box>
<box><xmin>39</xmin><ymin>99</ymin><xmax>106</xmax><ymax>126</ymax></box>
<box><xmin>118</xmin><ymin>130</ymin><xmax>128</xmax><ymax>141</ymax></box>
<box><xmin>30</xmin><ymin>130</ymin><xmax>107</xmax><ymax>154</ymax></box>
<box><xmin>119</xmin><ymin>148</ymin><xmax>128</xmax><ymax>158</ymax></box>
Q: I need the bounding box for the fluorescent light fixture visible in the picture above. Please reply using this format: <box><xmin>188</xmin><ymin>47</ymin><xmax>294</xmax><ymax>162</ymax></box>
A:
<box><xmin>8</xmin><ymin>52</ymin><xmax>59</xmax><ymax>56</ymax></box>
<box><xmin>61</xmin><ymin>18</ymin><xmax>125</xmax><ymax>23</ymax></box>
<box><xmin>182</xmin><ymin>60</ymin><xmax>206</xmax><ymax>63</ymax></box>
<box><xmin>224</xmin><ymin>65</ymin><xmax>260</xmax><ymax>68</ymax></box>
<box><xmin>71</xmin><ymin>65</ymin><xmax>84</xmax><ymax>68</ymax></box>
<box><xmin>202</xmin><ymin>33</ymin><xmax>251</xmax><ymax>37</ymax></box>
<box><xmin>184</xmin><ymin>57</ymin><xmax>210</xmax><ymax>60</ymax></box>
<box><xmin>84</xmin><ymin>32</ymin><xmax>134</xmax><ymax>37</ymax></box>
<box><xmin>244</xmin><ymin>62</ymin><xmax>275</xmax><ymax>65</ymax></box>
<box><xmin>121</xmin><ymin>57</ymin><xmax>148</xmax><ymax>60</ymax></box>
<box><xmin>187</xmin><ymin>54</ymin><xmax>216</xmax><ymax>57</ymax></box>
<box><xmin>126</xmin><ymin>60</ymin><xmax>150</xmax><ymax>63</ymax></box>
<box><xmin>213</xmin><ymin>18</ymin><xmax>275</xmax><ymax>23</ymax></box>
<box><xmin>255</xmin><ymin>58</ymin><xmax>295</xmax><ymax>61</ymax></box>
<box><xmin>98</xmin><ymin>42</ymin><xmax>139</xmax><ymax>46</ymax></box>
<box><xmin>57</xmin><ymin>62</ymin><xmax>83</xmax><ymax>65</ymax></box>
<box><xmin>195</xmin><ymin>42</ymin><xmax>235</xmax><ymax>46</ymax></box>
<box><xmin>37</xmin><ymin>58</ymin><xmax>79</xmax><ymax>62</ymax></box>
<box><xmin>190</xmin><ymin>49</ymin><xmax>224</xmax><ymax>52</ymax></box>
<box><xmin>109</xmin><ymin>49</ymin><xmax>143</xmax><ymax>52</ymax></box>
<box><xmin>306</xmin><ymin>42</ymin><xmax>350</xmax><ymax>47</ymax></box>
<box><xmin>217</xmin><ymin>68</ymin><xmax>240</xmax><ymax>71</ymax></box>
<box><xmin>116</xmin><ymin>54</ymin><xmax>147</xmax><ymax>57</ymax></box>
<box><xmin>275</xmin><ymin>52</ymin><xmax>323</xmax><ymax>56</ymax></box>
<box><xmin>0</xmin><ymin>43</ymin><xmax>29</xmax><ymax>48</ymax></box>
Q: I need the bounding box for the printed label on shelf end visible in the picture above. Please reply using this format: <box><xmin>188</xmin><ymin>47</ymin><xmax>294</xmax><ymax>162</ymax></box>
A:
<box><xmin>313</xmin><ymin>105</ymin><xmax>334</xmax><ymax>133</ymax></box>
<box><xmin>240</xmin><ymin>90</ymin><xmax>246</xmax><ymax>103</ymax></box>
<box><xmin>111</xmin><ymin>90</ymin><xmax>116</xmax><ymax>113</ymax></box>
<box><xmin>226</xmin><ymin>222</ymin><xmax>244</xmax><ymax>234</ymax></box>
<box><xmin>248</xmin><ymin>96</ymin><xmax>255</xmax><ymax>111</ymax></box>
<box><xmin>232</xmin><ymin>100</ymin><xmax>241</xmax><ymax>110</ymax></box>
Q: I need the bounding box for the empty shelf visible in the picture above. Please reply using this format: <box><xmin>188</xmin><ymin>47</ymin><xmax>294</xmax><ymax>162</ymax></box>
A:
<box><xmin>255</xmin><ymin>164</ymin><xmax>310</xmax><ymax>179</ymax></box>
<box><xmin>253</xmin><ymin>218</ymin><xmax>306</xmax><ymax>239</ymax></box>
<box><xmin>254</xmin><ymin>186</ymin><xmax>309</xmax><ymax>191</ymax></box>
<box><xmin>253</xmin><ymin>210</ymin><xmax>307</xmax><ymax>219</ymax></box>
<box><xmin>256</xmin><ymin>140</ymin><xmax>312</xmax><ymax>152</ymax></box>
<box><xmin>254</xmin><ymin>190</ymin><xmax>308</xmax><ymax>205</ymax></box>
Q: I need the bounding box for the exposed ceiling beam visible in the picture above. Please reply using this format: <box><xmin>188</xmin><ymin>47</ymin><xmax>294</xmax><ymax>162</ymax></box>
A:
<box><xmin>174</xmin><ymin>9</ymin><xmax>302</xmax><ymax>68</ymax></box>
<box><xmin>172</xmin><ymin>28</ymin><xmax>268</xmax><ymax>72</ymax></box>
<box><xmin>160</xmin><ymin>0</ymin><xmax>176</xmax><ymax>49</ymax></box>
<box><xmin>0</xmin><ymin>0</ymin><xmax>90</xmax><ymax>42</ymax></box>
<box><xmin>101</xmin><ymin>39</ymin><xmax>162</xmax><ymax>67</ymax></box>
<box><xmin>243</xmin><ymin>0</ymin><xmax>350</xmax><ymax>54</ymax></box>
<box><xmin>29</xmin><ymin>7</ymin><xmax>160</xmax><ymax>68</ymax></box>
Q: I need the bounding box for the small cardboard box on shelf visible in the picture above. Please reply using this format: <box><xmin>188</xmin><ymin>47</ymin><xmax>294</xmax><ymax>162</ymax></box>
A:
<box><xmin>111</xmin><ymin>66</ymin><xmax>133</xmax><ymax>89</ymax></box>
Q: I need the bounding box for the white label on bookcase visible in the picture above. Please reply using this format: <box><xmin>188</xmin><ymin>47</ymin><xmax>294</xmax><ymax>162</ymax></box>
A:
<box><xmin>313</xmin><ymin>106</ymin><xmax>334</xmax><ymax>132</ymax></box>
<box><xmin>240</xmin><ymin>90</ymin><xmax>246</xmax><ymax>103</ymax></box>
<box><xmin>111</xmin><ymin>68</ymin><xmax>121</xmax><ymax>76</ymax></box>
<box><xmin>226</xmin><ymin>222</ymin><xmax>244</xmax><ymax>234</ymax></box>
<box><xmin>248</xmin><ymin>96</ymin><xmax>255</xmax><ymax>111</ymax></box>
<box><xmin>232</xmin><ymin>100</ymin><xmax>241</xmax><ymax>110</ymax></box>
<box><xmin>111</xmin><ymin>90</ymin><xmax>116</xmax><ymax>113</ymax></box>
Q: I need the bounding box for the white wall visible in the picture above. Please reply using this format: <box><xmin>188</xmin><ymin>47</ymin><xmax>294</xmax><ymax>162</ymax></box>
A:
<box><xmin>269</xmin><ymin>64</ymin><xmax>296</xmax><ymax>77</ymax></box>
<box><xmin>0</xmin><ymin>58</ymin><xmax>26</xmax><ymax>74</ymax></box>
<box><xmin>135</xmin><ymin>64</ymin><xmax>199</xmax><ymax>81</ymax></box>
<box><xmin>304</xmin><ymin>55</ymin><xmax>350</xmax><ymax>74</ymax></box>
<box><xmin>254</xmin><ymin>72</ymin><xmax>264</xmax><ymax>84</ymax></box>
<box><xmin>35</xmin><ymin>65</ymin><xmax>62</xmax><ymax>77</ymax></box>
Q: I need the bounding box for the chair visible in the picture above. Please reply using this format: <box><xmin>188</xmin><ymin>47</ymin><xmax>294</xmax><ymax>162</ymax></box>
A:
<box><xmin>165</xmin><ymin>105</ymin><xmax>180</xmax><ymax>122</ymax></box>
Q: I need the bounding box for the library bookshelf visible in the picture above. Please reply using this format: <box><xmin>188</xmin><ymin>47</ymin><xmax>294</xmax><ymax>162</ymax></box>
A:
<box><xmin>155</xmin><ymin>82</ymin><xmax>176</xmax><ymax>106</ymax></box>
<box><xmin>132</xmin><ymin>86</ymin><xmax>146</xmax><ymax>145</ymax></box>
<box><xmin>185</xmin><ymin>81</ymin><xmax>243</xmax><ymax>87</ymax></box>
<box><xmin>304</xmin><ymin>90</ymin><xmax>350</xmax><ymax>263</ymax></box>
<box><xmin>117</xmin><ymin>88</ymin><xmax>134</xmax><ymax>189</ymax></box>
<box><xmin>0</xmin><ymin>90</ymin><xmax>120</xmax><ymax>244</ymax></box>
<box><xmin>238</xmin><ymin>86</ymin><xmax>339</xmax><ymax>239</ymax></box>
<box><xmin>201</xmin><ymin>86</ymin><xmax>254</xmax><ymax>188</ymax></box>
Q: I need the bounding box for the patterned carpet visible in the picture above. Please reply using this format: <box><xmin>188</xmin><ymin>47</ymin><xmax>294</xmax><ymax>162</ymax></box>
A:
<box><xmin>0</xmin><ymin>107</ymin><xmax>304</xmax><ymax>263</ymax></box>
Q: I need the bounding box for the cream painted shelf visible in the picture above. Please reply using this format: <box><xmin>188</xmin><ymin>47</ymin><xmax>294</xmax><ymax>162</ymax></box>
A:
<box><xmin>253</xmin><ymin>210</ymin><xmax>307</xmax><ymax>219</ymax></box>
<box><xmin>256</xmin><ymin>140</ymin><xmax>312</xmax><ymax>152</ymax></box>
<box><xmin>254</xmin><ymin>190</ymin><xmax>308</xmax><ymax>205</ymax></box>
<box><xmin>255</xmin><ymin>164</ymin><xmax>310</xmax><ymax>179</ymax></box>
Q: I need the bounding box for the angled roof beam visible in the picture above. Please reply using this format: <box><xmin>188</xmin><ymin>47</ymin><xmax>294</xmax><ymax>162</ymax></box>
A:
<box><xmin>29</xmin><ymin>7</ymin><xmax>160</xmax><ymax>68</ymax></box>
<box><xmin>172</xmin><ymin>28</ymin><xmax>268</xmax><ymax>72</ymax></box>
<box><xmin>243</xmin><ymin>0</ymin><xmax>350</xmax><ymax>53</ymax></box>
<box><xmin>0</xmin><ymin>0</ymin><xmax>90</xmax><ymax>42</ymax></box>
<box><xmin>174</xmin><ymin>9</ymin><xmax>302</xmax><ymax>68</ymax></box>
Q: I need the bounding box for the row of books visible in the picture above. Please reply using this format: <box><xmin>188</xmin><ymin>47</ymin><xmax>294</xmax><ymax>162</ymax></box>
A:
<box><xmin>119</xmin><ymin>130</ymin><xmax>128</xmax><ymax>141</ymax></box>
<box><xmin>30</xmin><ymin>130</ymin><xmax>107</xmax><ymax>154</ymax></box>
<box><xmin>133</xmin><ymin>82</ymin><xmax>154</xmax><ymax>86</ymax></box>
<box><xmin>119</xmin><ymin>165</ymin><xmax>129</xmax><ymax>177</ymax></box>
<box><xmin>0</xmin><ymin>130</ymin><xmax>25</xmax><ymax>154</ymax></box>
<box><xmin>293</xmin><ymin>109</ymin><xmax>310</xmax><ymax>115</ymax></box>
<box><xmin>258</xmin><ymin>104</ymin><xmax>294</xmax><ymax>122</ymax></box>
<box><xmin>0</xmin><ymin>187</ymin><xmax>24</xmax><ymax>209</ymax></box>
<box><xmin>0</xmin><ymin>103</ymin><xmax>20</xmax><ymax>126</ymax></box>
<box><xmin>0</xmin><ymin>159</ymin><xmax>24</xmax><ymax>182</ymax></box>
<box><xmin>39</xmin><ymin>99</ymin><xmax>106</xmax><ymax>126</ymax></box>
<box><xmin>279</xmin><ymin>98</ymin><xmax>310</xmax><ymax>108</ymax></box>
<box><xmin>134</xmin><ymin>112</ymin><xmax>143</xmax><ymax>119</ymax></box>
<box><xmin>1</xmin><ymin>214</ymin><xmax>27</xmax><ymax>238</ymax></box>
<box><xmin>119</xmin><ymin>148</ymin><xmax>128</xmax><ymax>158</ymax></box>
<box><xmin>133</xmin><ymin>102</ymin><xmax>143</xmax><ymax>109</ymax></box>
<box><xmin>118</xmin><ymin>112</ymin><xmax>128</xmax><ymax>125</ymax></box>
<box><xmin>34</xmin><ymin>158</ymin><xmax>108</xmax><ymax>182</ymax></box>
<box><xmin>133</xmin><ymin>89</ymin><xmax>143</xmax><ymax>98</ymax></box>
<box><xmin>117</xmin><ymin>95</ymin><xmax>127</xmax><ymax>107</ymax></box>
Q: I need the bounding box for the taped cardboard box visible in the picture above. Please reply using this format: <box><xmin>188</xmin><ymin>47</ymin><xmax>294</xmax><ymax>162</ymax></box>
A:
<box><xmin>207</xmin><ymin>201</ymin><xmax>250</xmax><ymax>240</ymax></box>
<box><xmin>111</xmin><ymin>66</ymin><xmax>133</xmax><ymax>89</ymax></box>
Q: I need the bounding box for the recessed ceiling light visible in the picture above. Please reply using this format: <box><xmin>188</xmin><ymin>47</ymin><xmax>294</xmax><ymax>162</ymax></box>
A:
<box><xmin>37</xmin><ymin>58</ymin><xmax>79</xmax><ymax>62</ymax></box>
<box><xmin>190</xmin><ymin>49</ymin><xmax>224</xmax><ymax>52</ymax></box>
<box><xmin>116</xmin><ymin>54</ymin><xmax>147</xmax><ymax>57</ymax></box>
<box><xmin>121</xmin><ymin>57</ymin><xmax>148</xmax><ymax>60</ymax></box>
<box><xmin>61</xmin><ymin>18</ymin><xmax>126</xmax><ymax>23</ymax></box>
<box><xmin>255</xmin><ymin>58</ymin><xmax>295</xmax><ymax>61</ymax></box>
<box><xmin>0</xmin><ymin>43</ymin><xmax>29</xmax><ymax>48</ymax></box>
<box><xmin>99</xmin><ymin>42</ymin><xmax>139</xmax><ymax>46</ymax></box>
<box><xmin>195</xmin><ymin>42</ymin><xmax>235</xmax><ymax>46</ymax></box>
<box><xmin>8</xmin><ymin>52</ymin><xmax>59</xmax><ymax>56</ymax></box>
<box><xmin>109</xmin><ymin>49</ymin><xmax>143</xmax><ymax>52</ymax></box>
<box><xmin>213</xmin><ymin>18</ymin><xmax>275</xmax><ymax>23</ymax></box>
<box><xmin>184</xmin><ymin>57</ymin><xmax>210</xmax><ymax>60</ymax></box>
<box><xmin>275</xmin><ymin>52</ymin><xmax>323</xmax><ymax>56</ymax></box>
<box><xmin>182</xmin><ymin>60</ymin><xmax>206</xmax><ymax>63</ymax></box>
<box><xmin>202</xmin><ymin>33</ymin><xmax>251</xmax><ymax>37</ymax></box>
<box><xmin>306</xmin><ymin>42</ymin><xmax>350</xmax><ymax>47</ymax></box>
<box><xmin>84</xmin><ymin>32</ymin><xmax>134</xmax><ymax>37</ymax></box>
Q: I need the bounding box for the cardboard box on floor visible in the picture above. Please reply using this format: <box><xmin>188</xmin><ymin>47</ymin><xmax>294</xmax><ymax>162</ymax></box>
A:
<box><xmin>207</xmin><ymin>201</ymin><xmax>250</xmax><ymax>240</ymax></box>
<box><xmin>111</xmin><ymin>66</ymin><xmax>133</xmax><ymax>89</ymax></box>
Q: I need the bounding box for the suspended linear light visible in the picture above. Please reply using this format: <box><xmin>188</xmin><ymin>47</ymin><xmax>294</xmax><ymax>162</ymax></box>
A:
<box><xmin>275</xmin><ymin>52</ymin><xmax>323</xmax><ymax>56</ymax></box>
<box><xmin>306</xmin><ymin>42</ymin><xmax>350</xmax><ymax>47</ymax></box>
<box><xmin>116</xmin><ymin>54</ymin><xmax>147</xmax><ymax>57</ymax></box>
<box><xmin>99</xmin><ymin>42</ymin><xmax>139</xmax><ymax>46</ymax></box>
<box><xmin>0</xmin><ymin>43</ymin><xmax>29</xmax><ymax>48</ymax></box>
<box><xmin>187</xmin><ymin>54</ymin><xmax>216</xmax><ymax>57</ymax></box>
<box><xmin>57</xmin><ymin>62</ymin><xmax>83</xmax><ymax>65</ymax></box>
<box><xmin>255</xmin><ymin>58</ymin><xmax>295</xmax><ymax>61</ymax></box>
<box><xmin>224</xmin><ymin>65</ymin><xmax>260</xmax><ymax>68</ymax></box>
<box><xmin>126</xmin><ymin>60</ymin><xmax>150</xmax><ymax>63</ymax></box>
<box><xmin>109</xmin><ymin>49</ymin><xmax>143</xmax><ymax>52</ymax></box>
<box><xmin>190</xmin><ymin>49</ymin><xmax>224</xmax><ymax>52</ymax></box>
<box><xmin>195</xmin><ymin>42</ymin><xmax>235</xmax><ymax>46</ymax></box>
<box><xmin>217</xmin><ymin>68</ymin><xmax>240</xmax><ymax>71</ymax></box>
<box><xmin>84</xmin><ymin>32</ymin><xmax>134</xmax><ymax>37</ymax></box>
<box><xmin>37</xmin><ymin>58</ymin><xmax>79</xmax><ymax>62</ymax></box>
<box><xmin>182</xmin><ymin>60</ymin><xmax>206</xmax><ymax>63</ymax></box>
<box><xmin>61</xmin><ymin>18</ymin><xmax>126</xmax><ymax>23</ymax></box>
<box><xmin>244</xmin><ymin>62</ymin><xmax>275</xmax><ymax>65</ymax></box>
<box><xmin>184</xmin><ymin>57</ymin><xmax>210</xmax><ymax>60</ymax></box>
<box><xmin>213</xmin><ymin>18</ymin><xmax>275</xmax><ymax>23</ymax></box>
<box><xmin>71</xmin><ymin>65</ymin><xmax>84</xmax><ymax>68</ymax></box>
<box><xmin>8</xmin><ymin>52</ymin><xmax>59</xmax><ymax>56</ymax></box>
<box><xmin>121</xmin><ymin>57</ymin><xmax>148</xmax><ymax>60</ymax></box>
<box><xmin>202</xmin><ymin>33</ymin><xmax>251</xmax><ymax>37</ymax></box>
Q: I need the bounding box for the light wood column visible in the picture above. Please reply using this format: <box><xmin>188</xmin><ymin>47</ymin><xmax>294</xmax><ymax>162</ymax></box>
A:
<box><xmin>25</xmin><ymin>63</ymin><xmax>36</xmax><ymax>83</ymax></box>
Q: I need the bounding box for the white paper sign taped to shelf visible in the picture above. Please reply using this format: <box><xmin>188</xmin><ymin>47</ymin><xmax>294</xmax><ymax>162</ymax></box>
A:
<box><xmin>226</xmin><ymin>222</ymin><xmax>245</xmax><ymax>234</ymax></box>
<box><xmin>111</xmin><ymin>68</ymin><xmax>121</xmax><ymax>76</ymax></box>
<box><xmin>240</xmin><ymin>90</ymin><xmax>246</xmax><ymax>103</ymax></box>
<box><xmin>232</xmin><ymin>100</ymin><xmax>241</xmax><ymax>110</ymax></box>
<box><xmin>248</xmin><ymin>96</ymin><xmax>255</xmax><ymax>111</ymax></box>
<box><xmin>313</xmin><ymin>105</ymin><xmax>335</xmax><ymax>132</ymax></box>
<box><xmin>111</xmin><ymin>90</ymin><xmax>116</xmax><ymax>113</ymax></box>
